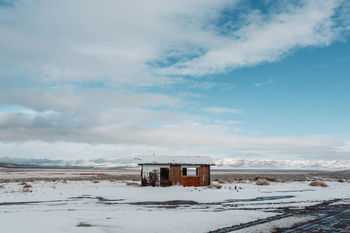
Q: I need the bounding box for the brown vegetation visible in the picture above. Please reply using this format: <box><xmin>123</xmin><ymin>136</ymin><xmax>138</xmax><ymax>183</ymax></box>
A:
<box><xmin>22</xmin><ymin>187</ymin><xmax>32</xmax><ymax>192</ymax></box>
<box><xmin>21</xmin><ymin>182</ymin><xmax>33</xmax><ymax>192</ymax></box>
<box><xmin>2</xmin><ymin>169</ymin><xmax>350</xmax><ymax>185</ymax></box>
<box><xmin>209</xmin><ymin>183</ymin><xmax>222</xmax><ymax>189</ymax></box>
<box><xmin>252</xmin><ymin>176</ymin><xmax>276</xmax><ymax>182</ymax></box>
<box><xmin>256</xmin><ymin>179</ymin><xmax>270</xmax><ymax>186</ymax></box>
<box><xmin>125</xmin><ymin>182</ymin><xmax>139</xmax><ymax>187</ymax></box>
<box><xmin>309</xmin><ymin>180</ymin><xmax>328</xmax><ymax>187</ymax></box>
<box><xmin>79</xmin><ymin>173</ymin><xmax>110</xmax><ymax>176</ymax></box>
<box><xmin>217</xmin><ymin>179</ymin><xmax>226</xmax><ymax>184</ymax></box>
<box><xmin>22</xmin><ymin>183</ymin><xmax>32</xmax><ymax>189</ymax></box>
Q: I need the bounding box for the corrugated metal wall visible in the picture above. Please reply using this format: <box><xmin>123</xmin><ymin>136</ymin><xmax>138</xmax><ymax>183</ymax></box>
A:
<box><xmin>141</xmin><ymin>164</ymin><xmax>211</xmax><ymax>187</ymax></box>
<box><xmin>169</xmin><ymin>165</ymin><xmax>181</xmax><ymax>185</ymax></box>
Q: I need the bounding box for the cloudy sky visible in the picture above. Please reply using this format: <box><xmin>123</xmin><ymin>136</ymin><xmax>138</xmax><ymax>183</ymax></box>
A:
<box><xmin>0</xmin><ymin>0</ymin><xmax>350</xmax><ymax>169</ymax></box>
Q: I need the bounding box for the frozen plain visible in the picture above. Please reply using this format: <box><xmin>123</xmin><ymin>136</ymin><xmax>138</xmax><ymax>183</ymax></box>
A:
<box><xmin>1</xmin><ymin>174</ymin><xmax>350</xmax><ymax>233</ymax></box>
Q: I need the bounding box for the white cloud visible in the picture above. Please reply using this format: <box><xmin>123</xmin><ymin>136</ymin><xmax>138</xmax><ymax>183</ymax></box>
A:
<box><xmin>213</xmin><ymin>120</ymin><xmax>244</xmax><ymax>125</ymax></box>
<box><xmin>0</xmin><ymin>0</ymin><xmax>231</xmax><ymax>86</ymax></box>
<box><xmin>253</xmin><ymin>78</ymin><xmax>273</xmax><ymax>87</ymax></box>
<box><xmin>0</xmin><ymin>0</ymin><xmax>348</xmax><ymax>85</ymax></box>
<box><xmin>0</xmin><ymin>110</ymin><xmax>349</xmax><ymax>161</ymax></box>
<box><xmin>0</xmin><ymin>138</ymin><xmax>349</xmax><ymax>169</ymax></box>
<box><xmin>204</xmin><ymin>107</ymin><xmax>243</xmax><ymax>114</ymax></box>
<box><xmin>158</xmin><ymin>0</ymin><xmax>348</xmax><ymax>76</ymax></box>
<box><xmin>0</xmin><ymin>87</ymin><xmax>180</xmax><ymax>113</ymax></box>
<box><xmin>0</xmin><ymin>0</ymin><xmax>349</xmax><ymax>163</ymax></box>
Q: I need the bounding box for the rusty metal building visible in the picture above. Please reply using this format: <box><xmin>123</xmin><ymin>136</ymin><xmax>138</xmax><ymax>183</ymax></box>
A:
<box><xmin>137</xmin><ymin>156</ymin><xmax>214</xmax><ymax>187</ymax></box>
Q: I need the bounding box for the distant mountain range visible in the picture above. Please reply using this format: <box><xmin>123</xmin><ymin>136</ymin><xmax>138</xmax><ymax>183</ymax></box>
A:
<box><xmin>0</xmin><ymin>162</ymin><xmax>93</xmax><ymax>169</ymax></box>
<box><xmin>2</xmin><ymin>162</ymin><xmax>350</xmax><ymax>174</ymax></box>
<box><xmin>1</xmin><ymin>156</ymin><xmax>350</xmax><ymax>171</ymax></box>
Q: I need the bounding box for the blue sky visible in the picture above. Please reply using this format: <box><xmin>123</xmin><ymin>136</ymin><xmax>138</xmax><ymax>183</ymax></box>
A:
<box><xmin>0</xmin><ymin>0</ymin><xmax>350</xmax><ymax>169</ymax></box>
<box><xmin>198</xmin><ymin>41</ymin><xmax>350</xmax><ymax>137</ymax></box>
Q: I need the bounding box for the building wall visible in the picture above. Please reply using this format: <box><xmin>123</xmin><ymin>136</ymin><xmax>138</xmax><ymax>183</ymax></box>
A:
<box><xmin>141</xmin><ymin>164</ymin><xmax>211</xmax><ymax>187</ymax></box>
<box><xmin>141</xmin><ymin>165</ymin><xmax>170</xmax><ymax>186</ymax></box>
<box><xmin>181</xmin><ymin>165</ymin><xmax>210</xmax><ymax>186</ymax></box>
<box><xmin>181</xmin><ymin>176</ymin><xmax>200</xmax><ymax>186</ymax></box>
<box><xmin>201</xmin><ymin>165</ymin><xmax>210</xmax><ymax>186</ymax></box>
<box><xmin>169</xmin><ymin>165</ymin><xmax>181</xmax><ymax>185</ymax></box>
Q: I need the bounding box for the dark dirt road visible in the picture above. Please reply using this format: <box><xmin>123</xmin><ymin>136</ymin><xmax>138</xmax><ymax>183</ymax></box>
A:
<box><xmin>209</xmin><ymin>199</ymin><xmax>350</xmax><ymax>233</ymax></box>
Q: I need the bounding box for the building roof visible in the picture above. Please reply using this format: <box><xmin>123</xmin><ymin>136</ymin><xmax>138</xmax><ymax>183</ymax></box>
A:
<box><xmin>136</xmin><ymin>156</ymin><xmax>215</xmax><ymax>166</ymax></box>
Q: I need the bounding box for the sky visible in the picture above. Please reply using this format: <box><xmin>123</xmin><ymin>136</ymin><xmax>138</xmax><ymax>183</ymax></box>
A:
<box><xmin>0</xmin><ymin>0</ymin><xmax>350</xmax><ymax>169</ymax></box>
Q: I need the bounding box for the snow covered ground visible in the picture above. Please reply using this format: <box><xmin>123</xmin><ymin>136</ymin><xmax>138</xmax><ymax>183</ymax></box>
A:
<box><xmin>1</xmin><ymin>180</ymin><xmax>350</xmax><ymax>233</ymax></box>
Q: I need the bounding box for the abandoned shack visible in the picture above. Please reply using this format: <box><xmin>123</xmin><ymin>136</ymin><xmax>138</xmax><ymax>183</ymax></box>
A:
<box><xmin>137</xmin><ymin>156</ymin><xmax>215</xmax><ymax>187</ymax></box>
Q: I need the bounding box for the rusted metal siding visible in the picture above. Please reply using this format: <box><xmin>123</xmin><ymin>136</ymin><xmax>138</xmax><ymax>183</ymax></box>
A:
<box><xmin>197</xmin><ymin>166</ymin><xmax>203</xmax><ymax>186</ymax></box>
<box><xmin>169</xmin><ymin>165</ymin><xmax>181</xmax><ymax>185</ymax></box>
<box><xmin>181</xmin><ymin>176</ymin><xmax>200</xmax><ymax>186</ymax></box>
<box><xmin>181</xmin><ymin>165</ymin><xmax>210</xmax><ymax>187</ymax></box>
<box><xmin>141</xmin><ymin>164</ymin><xmax>211</xmax><ymax>187</ymax></box>
<box><xmin>202</xmin><ymin>165</ymin><xmax>210</xmax><ymax>186</ymax></box>
<box><xmin>180</xmin><ymin>165</ymin><xmax>210</xmax><ymax>187</ymax></box>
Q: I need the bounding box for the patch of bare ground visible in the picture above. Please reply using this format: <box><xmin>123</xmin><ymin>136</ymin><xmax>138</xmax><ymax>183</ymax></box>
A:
<box><xmin>309</xmin><ymin>181</ymin><xmax>328</xmax><ymax>187</ymax></box>
<box><xmin>0</xmin><ymin>174</ymin><xmax>140</xmax><ymax>183</ymax></box>
<box><xmin>0</xmin><ymin>184</ymin><xmax>4</xmax><ymax>189</ymax></box>
<box><xmin>79</xmin><ymin>173</ymin><xmax>110</xmax><ymax>176</ymax></box>
<box><xmin>76</xmin><ymin>222</ymin><xmax>93</xmax><ymax>227</ymax></box>
<box><xmin>211</xmin><ymin>171</ymin><xmax>350</xmax><ymax>183</ymax></box>
<box><xmin>2</xmin><ymin>169</ymin><xmax>350</xmax><ymax>184</ymax></box>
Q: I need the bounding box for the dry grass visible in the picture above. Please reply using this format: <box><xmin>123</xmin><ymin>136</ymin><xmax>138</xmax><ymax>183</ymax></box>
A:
<box><xmin>22</xmin><ymin>182</ymin><xmax>33</xmax><ymax>192</ymax></box>
<box><xmin>209</xmin><ymin>183</ymin><xmax>222</xmax><ymax>189</ymax></box>
<box><xmin>79</xmin><ymin>173</ymin><xmax>109</xmax><ymax>177</ymax></box>
<box><xmin>92</xmin><ymin>180</ymin><xmax>100</xmax><ymax>184</ymax></box>
<box><xmin>23</xmin><ymin>184</ymin><xmax>32</xmax><ymax>189</ymax></box>
<box><xmin>337</xmin><ymin>179</ymin><xmax>345</xmax><ymax>183</ymax></box>
<box><xmin>236</xmin><ymin>180</ymin><xmax>247</xmax><ymax>184</ymax></box>
<box><xmin>217</xmin><ymin>179</ymin><xmax>226</xmax><ymax>184</ymax></box>
<box><xmin>256</xmin><ymin>179</ymin><xmax>270</xmax><ymax>186</ymax></box>
<box><xmin>252</xmin><ymin>176</ymin><xmax>276</xmax><ymax>182</ymax></box>
<box><xmin>22</xmin><ymin>188</ymin><xmax>32</xmax><ymax>192</ymax></box>
<box><xmin>309</xmin><ymin>180</ymin><xmax>328</xmax><ymax>187</ymax></box>
<box><xmin>125</xmin><ymin>182</ymin><xmax>139</xmax><ymax>187</ymax></box>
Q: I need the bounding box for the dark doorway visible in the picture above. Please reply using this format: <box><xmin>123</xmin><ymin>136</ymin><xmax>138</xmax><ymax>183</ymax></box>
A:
<box><xmin>160</xmin><ymin>168</ymin><xmax>169</xmax><ymax>186</ymax></box>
